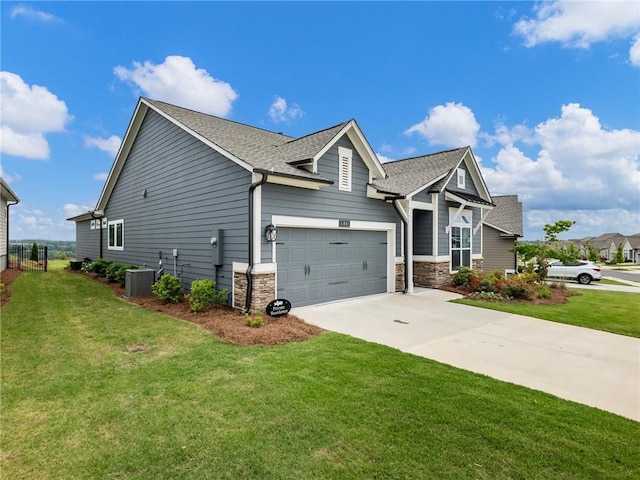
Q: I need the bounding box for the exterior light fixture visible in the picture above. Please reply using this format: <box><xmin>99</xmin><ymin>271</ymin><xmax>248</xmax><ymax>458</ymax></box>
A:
<box><xmin>142</xmin><ymin>189</ymin><xmax>148</xmax><ymax>198</ymax></box>
<box><xmin>265</xmin><ymin>223</ymin><xmax>277</xmax><ymax>243</ymax></box>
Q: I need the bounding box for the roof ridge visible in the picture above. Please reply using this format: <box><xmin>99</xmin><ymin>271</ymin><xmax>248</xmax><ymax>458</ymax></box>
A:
<box><xmin>281</xmin><ymin>120</ymin><xmax>350</xmax><ymax>146</ymax></box>
<box><xmin>384</xmin><ymin>146</ymin><xmax>469</xmax><ymax>165</ymax></box>
<box><xmin>143</xmin><ymin>97</ymin><xmax>295</xmax><ymax>141</ymax></box>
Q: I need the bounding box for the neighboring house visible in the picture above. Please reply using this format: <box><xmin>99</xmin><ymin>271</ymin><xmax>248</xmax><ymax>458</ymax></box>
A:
<box><xmin>69</xmin><ymin>98</ymin><xmax>497</xmax><ymax>310</ymax></box>
<box><xmin>627</xmin><ymin>234</ymin><xmax>640</xmax><ymax>264</ymax></box>
<box><xmin>1</xmin><ymin>177</ymin><xmax>20</xmax><ymax>272</ymax></box>
<box><xmin>481</xmin><ymin>195</ymin><xmax>523</xmax><ymax>274</ymax></box>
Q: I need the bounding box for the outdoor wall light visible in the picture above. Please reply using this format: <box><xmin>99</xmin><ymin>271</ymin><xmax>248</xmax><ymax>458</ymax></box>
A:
<box><xmin>265</xmin><ymin>223</ymin><xmax>277</xmax><ymax>243</ymax></box>
<box><xmin>142</xmin><ymin>189</ymin><xmax>148</xmax><ymax>198</ymax></box>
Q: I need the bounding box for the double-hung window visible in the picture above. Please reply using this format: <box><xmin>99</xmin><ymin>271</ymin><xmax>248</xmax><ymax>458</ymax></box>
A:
<box><xmin>449</xmin><ymin>209</ymin><xmax>472</xmax><ymax>271</ymax></box>
<box><xmin>108</xmin><ymin>219</ymin><xmax>124</xmax><ymax>251</ymax></box>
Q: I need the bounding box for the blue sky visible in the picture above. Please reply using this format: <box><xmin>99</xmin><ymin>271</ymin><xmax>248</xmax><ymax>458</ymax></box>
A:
<box><xmin>1</xmin><ymin>1</ymin><xmax>639</xmax><ymax>241</ymax></box>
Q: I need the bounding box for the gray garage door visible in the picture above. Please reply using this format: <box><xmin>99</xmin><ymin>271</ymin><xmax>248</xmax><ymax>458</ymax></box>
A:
<box><xmin>276</xmin><ymin>228</ymin><xmax>388</xmax><ymax>307</ymax></box>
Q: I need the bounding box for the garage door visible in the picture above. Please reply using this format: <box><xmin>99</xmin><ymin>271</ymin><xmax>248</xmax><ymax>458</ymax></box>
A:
<box><xmin>276</xmin><ymin>228</ymin><xmax>388</xmax><ymax>307</ymax></box>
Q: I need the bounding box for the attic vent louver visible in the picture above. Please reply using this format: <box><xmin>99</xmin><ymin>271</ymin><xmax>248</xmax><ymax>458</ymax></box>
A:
<box><xmin>338</xmin><ymin>146</ymin><xmax>352</xmax><ymax>192</ymax></box>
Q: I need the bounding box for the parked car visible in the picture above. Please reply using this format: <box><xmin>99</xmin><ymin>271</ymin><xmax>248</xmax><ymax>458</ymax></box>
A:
<box><xmin>545</xmin><ymin>259</ymin><xmax>602</xmax><ymax>284</ymax></box>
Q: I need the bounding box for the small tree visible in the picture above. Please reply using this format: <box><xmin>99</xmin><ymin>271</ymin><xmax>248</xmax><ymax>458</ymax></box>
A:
<box><xmin>613</xmin><ymin>243</ymin><xmax>625</xmax><ymax>265</ymax></box>
<box><xmin>30</xmin><ymin>242</ymin><xmax>39</xmax><ymax>262</ymax></box>
<box><xmin>512</xmin><ymin>220</ymin><xmax>576</xmax><ymax>280</ymax></box>
<box><xmin>586</xmin><ymin>243</ymin><xmax>600</xmax><ymax>263</ymax></box>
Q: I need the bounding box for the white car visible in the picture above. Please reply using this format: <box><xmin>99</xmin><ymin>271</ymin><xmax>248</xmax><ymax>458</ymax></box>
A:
<box><xmin>546</xmin><ymin>259</ymin><xmax>602</xmax><ymax>285</ymax></box>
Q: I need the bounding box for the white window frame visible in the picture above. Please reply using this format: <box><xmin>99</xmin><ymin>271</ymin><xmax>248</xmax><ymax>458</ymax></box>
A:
<box><xmin>107</xmin><ymin>219</ymin><xmax>124</xmax><ymax>251</ymax></box>
<box><xmin>338</xmin><ymin>146</ymin><xmax>352</xmax><ymax>192</ymax></box>
<box><xmin>456</xmin><ymin>168</ymin><xmax>466</xmax><ymax>189</ymax></box>
<box><xmin>449</xmin><ymin>208</ymin><xmax>472</xmax><ymax>272</ymax></box>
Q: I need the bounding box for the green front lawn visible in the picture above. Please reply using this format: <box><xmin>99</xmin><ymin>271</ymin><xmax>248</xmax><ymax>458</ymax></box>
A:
<box><xmin>2</xmin><ymin>267</ymin><xmax>639</xmax><ymax>479</ymax></box>
<box><xmin>455</xmin><ymin>289</ymin><xmax>640</xmax><ymax>338</ymax></box>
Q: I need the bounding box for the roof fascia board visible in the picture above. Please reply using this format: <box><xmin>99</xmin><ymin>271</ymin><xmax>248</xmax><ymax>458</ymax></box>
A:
<box><xmin>264</xmin><ymin>175</ymin><xmax>332</xmax><ymax>191</ymax></box>
<box><xmin>484</xmin><ymin>221</ymin><xmax>514</xmax><ymax>235</ymax></box>
<box><xmin>460</xmin><ymin>147</ymin><xmax>492</xmax><ymax>201</ymax></box>
<box><xmin>96</xmin><ymin>100</ymin><xmax>148</xmax><ymax>211</ymax></box>
<box><xmin>144</xmin><ymin>99</ymin><xmax>254</xmax><ymax>172</ymax></box>
<box><xmin>96</xmin><ymin>98</ymin><xmax>255</xmax><ymax>212</ymax></box>
<box><xmin>312</xmin><ymin>120</ymin><xmax>387</xmax><ymax>179</ymax></box>
<box><xmin>406</xmin><ymin>172</ymin><xmax>449</xmax><ymax>198</ymax></box>
<box><xmin>0</xmin><ymin>178</ymin><xmax>19</xmax><ymax>203</ymax></box>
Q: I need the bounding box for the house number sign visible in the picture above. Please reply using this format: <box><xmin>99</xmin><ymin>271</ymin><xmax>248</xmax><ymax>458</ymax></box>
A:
<box><xmin>266</xmin><ymin>299</ymin><xmax>292</xmax><ymax>317</ymax></box>
<box><xmin>339</xmin><ymin>219</ymin><xmax>351</xmax><ymax>228</ymax></box>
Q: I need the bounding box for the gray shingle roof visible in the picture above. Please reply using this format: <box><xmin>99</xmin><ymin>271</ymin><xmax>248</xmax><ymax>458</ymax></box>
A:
<box><xmin>485</xmin><ymin>195</ymin><xmax>523</xmax><ymax>236</ymax></box>
<box><xmin>372</xmin><ymin>147</ymin><xmax>469</xmax><ymax>196</ymax></box>
<box><xmin>145</xmin><ymin>98</ymin><xmax>341</xmax><ymax>182</ymax></box>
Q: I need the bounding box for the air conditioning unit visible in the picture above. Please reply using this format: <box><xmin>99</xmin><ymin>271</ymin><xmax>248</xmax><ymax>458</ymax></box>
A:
<box><xmin>125</xmin><ymin>268</ymin><xmax>155</xmax><ymax>297</ymax></box>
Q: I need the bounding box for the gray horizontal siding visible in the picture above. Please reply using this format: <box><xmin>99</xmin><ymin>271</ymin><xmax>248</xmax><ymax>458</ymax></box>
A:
<box><xmin>413</xmin><ymin>210</ymin><xmax>433</xmax><ymax>255</ymax></box>
<box><xmin>75</xmin><ymin>220</ymin><xmax>102</xmax><ymax>260</ymax></box>
<box><xmin>446</xmin><ymin>162</ymin><xmax>479</xmax><ymax>196</ymax></box>
<box><xmin>483</xmin><ymin>226</ymin><xmax>517</xmax><ymax>272</ymax></box>
<box><xmin>261</xmin><ymin>136</ymin><xmax>401</xmax><ymax>262</ymax></box>
<box><xmin>93</xmin><ymin>109</ymin><xmax>251</xmax><ymax>293</ymax></box>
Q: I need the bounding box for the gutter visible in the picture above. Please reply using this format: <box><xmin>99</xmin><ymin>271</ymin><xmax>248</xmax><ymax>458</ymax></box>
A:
<box><xmin>244</xmin><ymin>172</ymin><xmax>270</xmax><ymax>314</ymax></box>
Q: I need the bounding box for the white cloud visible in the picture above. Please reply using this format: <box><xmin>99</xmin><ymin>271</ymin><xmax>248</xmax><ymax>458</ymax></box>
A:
<box><xmin>492</xmin><ymin>122</ymin><xmax>533</xmax><ymax>146</ymax></box>
<box><xmin>85</xmin><ymin>135</ymin><xmax>121</xmax><ymax>157</ymax></box>
<box><xmin>630</xmin><ymin>34</ymin><xmax>640</xmax><ymax>66</ymax></box>
<box><xmin>93</xmin><ymin>173</ymin><xmax>108</xmax><ymax>181</ymax></box>
<box><xmin>514</xmin><ymin>1</ymin><xmax>640</xmax><ymax>66</ymax></box>
<box><xmin>0</xmin><ymin>71</ymin><xmax>72</xmax><ymax>159</ymax></box>
<box><xmin>10</xmin><ymin>5</ymin><xmax>61</xmax><ymax>23</ymax></box>
<box><xmin>376</xmin><ymin>153</ymin><xmax>395</xmax><ymax>164</ymax></box>
<box><xmin>524</xmin><ymin>208</ymin><xmax>638</xmax><ymax>239</ymax></box>
<box><xmin>268</xmin><ymin>96</ymin><xmax>304</xmax><ymax>124</ymax></box>
<box><xmin>405</xmin><ymin>102</ymin><xmax>480</xmax><ymax>148</ymax></box>
<box><xmin>482</xmin><ymin>103</ymin><xmax>640</xmax><ymax>237</ymax></box>
<box><xmin>114</xmin><ymin>55</ymin><xmax>238</xmax><ymax>117</ymax></box>
<box><xmin>63</xmin><ymin>203</ymin><xmax>93</xmax><ymax>218</ymax></box>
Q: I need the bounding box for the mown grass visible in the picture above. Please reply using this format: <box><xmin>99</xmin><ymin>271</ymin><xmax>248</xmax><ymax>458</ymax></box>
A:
<box><xmin>1</xmin><ymin>266</ymin><xmax>639</xmax><ymax>479</ymax></box>
<box><xmin>455</xmin><ymin>288</ymin><xmax>640</xmax><ymax>338</ymax></box>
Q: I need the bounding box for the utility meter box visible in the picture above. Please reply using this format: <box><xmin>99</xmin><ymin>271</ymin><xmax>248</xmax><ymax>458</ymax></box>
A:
<box><xmin>125</xmin><ymin>268</ymin><xmax>155</xmax><ymax>297</ymax></box>
<box><xmin>211</xmin><ymin>228</ymin><xmax>223</xmax><ymax>266</ymax></box>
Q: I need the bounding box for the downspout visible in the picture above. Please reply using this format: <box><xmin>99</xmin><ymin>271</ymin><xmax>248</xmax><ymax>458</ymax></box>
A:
<box><xmin>391</xmin><ymin>198</ymin><xmax>409</xmax><ymax>294</ymax></box>
<box><xmin>90</xmin><ymin>211</ymin><xmax>103</xmax><ymax>258</ymax></box>
<box><xmin>244</xmin><ymin>172</ymin><xmax>269</xmax><ymax>314</ymax></box>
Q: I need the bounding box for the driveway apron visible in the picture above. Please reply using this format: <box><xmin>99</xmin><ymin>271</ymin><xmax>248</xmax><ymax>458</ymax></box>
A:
<box><xmin>293</xmin><ymin>289</ymin><xmax>640</xmax><ymax>421</ymax></box>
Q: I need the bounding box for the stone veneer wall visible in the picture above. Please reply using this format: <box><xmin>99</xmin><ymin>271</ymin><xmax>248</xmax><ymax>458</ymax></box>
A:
<box><xmin>233</xmin><ymin>271</ymin><xmax>276</xmax><ymax>312</ymax></box>
<box><xmin>414</xmin><ymin>259</ymin><xmax>484</xmax><ymax>288</ymax></box>
<box><xmin>395</xmin><ymin>262</ymin><xmax>405</xmax><ymax>292</ymax></box>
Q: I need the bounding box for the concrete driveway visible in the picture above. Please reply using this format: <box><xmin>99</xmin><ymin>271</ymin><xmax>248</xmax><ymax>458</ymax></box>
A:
<box><xmin>293</xmin><ymin>289</ymin><xmax>640</xmax><ymax>421</ymax></box>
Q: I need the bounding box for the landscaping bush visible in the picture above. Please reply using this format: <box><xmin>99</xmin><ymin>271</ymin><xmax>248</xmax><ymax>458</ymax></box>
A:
<box><xmin>537</xmin><ymin>284</ymin><xmax>551</xmax><ymax>299</ymax></box>
<box><xmin>84</xmin><ymin>258</ymin><xmax>114</xmax><ymax>277</ymax></box>
<box><xmin>500</xmin><ymin>278</ymin><xmax>533</xmax><ymax>300</ymax></box>
<box><xmin>245</xmin><ymin>314</ymin><xmax>263</xmax><ymax>328</ymax></box>
<box><xmin>188</xmin><ymin>279</ymin><xmax>229</xmax><ymax>313</ymax></box>
<box><xmin>151</xmin><ymin>274</ymin><xmax>183</xmax><ymax>304</ymax></box>
<box><xmin>106</xmin><ymin>263</ymin><xmax>138</xmax><ymax>287</ymax></box>
<box><xmin>453</xmin><ymin>266</ymin><xmax>475</xmax><ymax>287</ymax></box>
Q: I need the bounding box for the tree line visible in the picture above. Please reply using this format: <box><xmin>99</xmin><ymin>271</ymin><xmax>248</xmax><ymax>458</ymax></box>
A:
<box><xmin>9</xmin><ymin>239</ymin><xmax>76</xmax><ymax>260</ymax></box>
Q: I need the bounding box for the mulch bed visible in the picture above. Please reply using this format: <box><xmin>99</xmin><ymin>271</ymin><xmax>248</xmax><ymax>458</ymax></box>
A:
<box><xmin>441</xmin><ymin>284</ymin><xmax>581</xmax><ymax>305</ymax></box>
<box><xmin>1</xmin><ymin>268</ymin><xmax>22</xmax><ymax>306</ymax></box>
<box><xmin>75</xmin><ymin>272</ymin><xmax>324</xmax><ymax>346</ymax></box>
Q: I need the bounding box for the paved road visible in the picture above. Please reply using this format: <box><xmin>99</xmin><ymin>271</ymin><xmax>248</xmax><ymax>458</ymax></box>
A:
<box><xmin>294</xmin><ymin>289</ymin><xmax>640</xmax><ymax>421</ymax></box>
<box><xmin>599</xmin><ymin>266</ymin><xmax>640</xmax><ymax>283</ymax></box>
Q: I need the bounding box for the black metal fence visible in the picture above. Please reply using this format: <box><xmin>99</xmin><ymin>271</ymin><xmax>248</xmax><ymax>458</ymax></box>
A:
<box><xmin>8</xmin><ymin>244</ymin><xmax>48</xmax><ymax>272</ymax></box>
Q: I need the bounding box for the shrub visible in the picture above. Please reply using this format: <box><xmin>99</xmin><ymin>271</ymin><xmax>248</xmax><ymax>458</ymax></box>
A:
<box><xmin>30</xmin><ymin>242</ymin><xmax>39</xmax><ymax>262</ymax></box>
<box><xmin>245</xmin><ymin>315</ymin><xmax>263</xmax><ymax>328</ymax></box>
<box><xmin>452</xmin><ymin>266</ymin><xmax>475</xmax><ymax>287</ymax></box>
<box><xmin>151</xmin><ymin>274</ymin><xmax>183</xmax><ymax>304</ymax></box>
<box><xmin>500</xmin><ymin>279</ymin><xmax>533</xmax><ymax>300</ymax></box>
<box><xmin>188</xmin><ymin>279</ymin><xmax>229</xmax><ymax>312</ymax></box>
<box><xmin>85</xmin><ymin>258</ymin><xmax>114</xmax><ymax>277</ymax></box>
<box><xmin>537</xmin><ymin>284</ymin><xmax>551</xmax><ymax>299</ymax></box>
<box><xmin>106</xmin><ymin>263</ymin><xmax>137</xmax><ymax>286</ymax></box>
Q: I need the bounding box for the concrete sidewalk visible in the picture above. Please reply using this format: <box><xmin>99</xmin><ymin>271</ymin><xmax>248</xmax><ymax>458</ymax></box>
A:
<box><xmin>294</xmin><ymin>289</ymin><xmax>640</xmax><ymax>421</ymax></box>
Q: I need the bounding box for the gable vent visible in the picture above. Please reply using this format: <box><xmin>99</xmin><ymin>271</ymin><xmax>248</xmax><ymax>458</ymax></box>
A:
<box><xmin>338</xmin><ymin>146</ymin><xmax>352</xmax><ymax>192</ymax></box>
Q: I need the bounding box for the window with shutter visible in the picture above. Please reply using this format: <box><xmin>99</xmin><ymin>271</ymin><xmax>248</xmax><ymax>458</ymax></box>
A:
<box><xmin>338</xmin><ymin>146</ymin><xmax>352</xmax><ymax>192</ymax></box>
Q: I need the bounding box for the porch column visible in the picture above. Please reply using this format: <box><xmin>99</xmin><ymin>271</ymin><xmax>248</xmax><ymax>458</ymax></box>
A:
<box><xmin>406</xmin><ymin>205</ymin><xmax>414</xmax><ymax>293</ymax></box>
